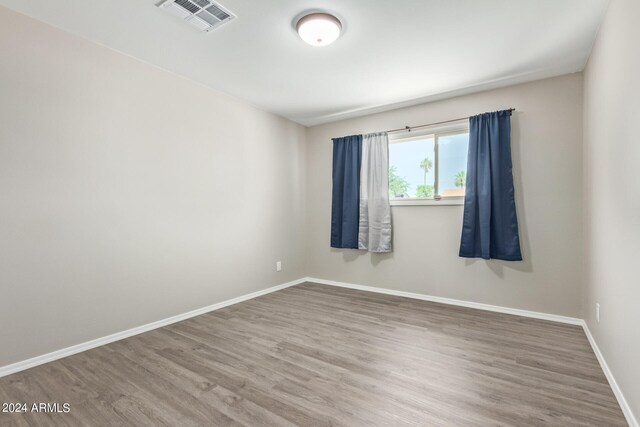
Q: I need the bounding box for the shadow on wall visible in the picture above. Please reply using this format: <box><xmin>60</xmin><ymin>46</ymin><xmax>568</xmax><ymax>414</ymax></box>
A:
<box><xmin>463</xmin><ymin>112</ymin><xmax>533</xmax><ymax>278</ymax></box>
<box><xmin>330</xmin><ymin>248</ymin><xmax>395</xmax><ymax>267</ymax></box>
<box><xmin>463</xmin><ymin>257</ymin><xmax>532</xmax><ymax>278</ymax></box>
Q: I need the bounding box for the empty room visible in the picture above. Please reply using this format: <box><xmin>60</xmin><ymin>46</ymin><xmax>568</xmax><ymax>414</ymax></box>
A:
<box><xmin>0</xmin><ymin>0</ymin><xmax>638</xmax><ymax>426</ymax></box>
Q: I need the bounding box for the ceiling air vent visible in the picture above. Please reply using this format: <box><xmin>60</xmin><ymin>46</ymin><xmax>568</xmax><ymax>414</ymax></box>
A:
<box><xmin>159</xmin><ymin>0</ymin><xmax>235</xmax><ymax>32</ymax></box>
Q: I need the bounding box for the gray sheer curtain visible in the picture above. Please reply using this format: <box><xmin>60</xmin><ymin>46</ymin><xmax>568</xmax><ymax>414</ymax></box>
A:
<box><xmin>358</xmin><ymin>132</ymin><xmax>392</xmax><ymax>252</ymax></box>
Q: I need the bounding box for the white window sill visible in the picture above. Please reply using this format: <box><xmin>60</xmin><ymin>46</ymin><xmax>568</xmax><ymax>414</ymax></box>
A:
<box><xmin>390</xmin><ymin>197</ymin><xmax>465</xmax><ymax>206</ymax></box>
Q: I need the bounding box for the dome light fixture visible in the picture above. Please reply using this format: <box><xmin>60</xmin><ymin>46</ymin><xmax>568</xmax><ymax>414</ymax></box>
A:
<box><xmin>296</xmin><ymin>13</ymin><xmax>342</xmax><ymax>47</ymax></box>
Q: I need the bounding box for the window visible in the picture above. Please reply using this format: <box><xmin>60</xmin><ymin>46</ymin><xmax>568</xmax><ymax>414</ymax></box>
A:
<box><xmin>388</xmin><ymin>120</ymin><xmax>469</xmax><ymax>206</ymax></box>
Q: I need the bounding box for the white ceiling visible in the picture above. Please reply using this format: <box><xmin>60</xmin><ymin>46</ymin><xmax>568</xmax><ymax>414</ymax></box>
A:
<box><xmin>0</xmin><ymin>0</ymin><xmax>608</xmax><ymax>126</ymax></box>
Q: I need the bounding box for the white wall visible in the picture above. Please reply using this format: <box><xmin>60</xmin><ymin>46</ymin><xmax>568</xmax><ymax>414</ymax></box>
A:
<box><xmin>583</xmin><ymin>0</ymin><xmax>640</xmax><ymax>421</ymax></box>
<box><xmin>306</xmin><ymin>74</ymin><xmax>584</xmax><ymax>318</ymax></box>
<box><xmin>0</xmin><ymin>7</ymin><xmax>307</xmax><ymax>367</ymax></box>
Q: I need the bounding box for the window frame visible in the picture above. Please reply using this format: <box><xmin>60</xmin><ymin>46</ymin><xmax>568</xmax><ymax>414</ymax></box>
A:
<box><xmin>388</xmin><ymin>119</ymin><xmax>469</xmax><ymax>207</ymax></box>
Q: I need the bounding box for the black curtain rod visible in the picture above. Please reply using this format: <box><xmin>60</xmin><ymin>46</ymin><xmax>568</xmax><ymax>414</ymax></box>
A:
<box><xmin>385</xmin><ymin>108</ymin><xmax>516</xmax><ymax>134</ymax></box>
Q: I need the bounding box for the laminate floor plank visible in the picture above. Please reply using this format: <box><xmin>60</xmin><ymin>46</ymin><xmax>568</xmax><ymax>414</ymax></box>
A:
<box><xmin>0</xmin><ymin>282</ymin><xmax>628</xmax><ymax>426</ymax></box>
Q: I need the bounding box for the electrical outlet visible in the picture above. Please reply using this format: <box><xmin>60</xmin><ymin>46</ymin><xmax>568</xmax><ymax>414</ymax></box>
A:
<box><xmin>276</xmin><ymin>261</ymin><xmax>282</xmax><ymax>272</ymax></box>
<box><xmin>596</xmin><ymin>303</ymin><xmax>600</xmax><ymax>323</ymax></box>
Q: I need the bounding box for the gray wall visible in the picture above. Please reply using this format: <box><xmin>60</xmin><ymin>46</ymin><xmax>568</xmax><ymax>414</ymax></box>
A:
<box><xmin>306</xmin><ymin>74</ymin><xmax>584</xmax><ymax>318</ymax></box>
<box><xmin>0</xmin><ymin>7</ymin><xmax>307</xmax><ymax>367</ymax></box>
<box><xmin>583</xmin><ymin>0</ymin><xmax>640</xmax><ymax>419</ymax></box>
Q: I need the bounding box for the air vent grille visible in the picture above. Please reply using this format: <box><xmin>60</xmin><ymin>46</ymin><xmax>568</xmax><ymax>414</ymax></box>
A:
<box><xmin>174</xmin><ymin>0</ymin><xmax>199</xmax><ymax>14</ymax></box>
<box><xmin>206</xmin><ymin>4</ymin><xmax>230</xmax><ymax>20</ymax></box>
<box><xmin>159</xmin><ymin>0</ymin><xmax>235</xmax><ymax>32</ymax></box>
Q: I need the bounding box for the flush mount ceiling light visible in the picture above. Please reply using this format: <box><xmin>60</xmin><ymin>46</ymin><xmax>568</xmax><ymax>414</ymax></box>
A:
<box><xmin>296</xmin><ymin>13</ymin><xmax>342</xmax><ymax>47</ymax></box>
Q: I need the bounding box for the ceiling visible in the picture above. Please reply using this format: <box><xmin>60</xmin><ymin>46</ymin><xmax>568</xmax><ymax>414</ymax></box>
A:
<box><xmin>0</xmin><ymin>0</ymin><xmax>609</xmax><ymax>126</ymax></box>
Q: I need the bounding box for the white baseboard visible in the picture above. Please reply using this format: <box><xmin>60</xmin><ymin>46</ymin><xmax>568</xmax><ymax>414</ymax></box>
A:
<box><xmin>0</xmin><ymin>278</ymin><xmax>306</xmax><ymax>378</ymax></box>
<box><xmin>582</xmin><ymin>321</ymin><xmax>638</xmax><ymax>427</ymax></box>
<box><xmin>304</xmin><ymin>277</ymin><xmax>583</xmax><ymax>325</ymax></box>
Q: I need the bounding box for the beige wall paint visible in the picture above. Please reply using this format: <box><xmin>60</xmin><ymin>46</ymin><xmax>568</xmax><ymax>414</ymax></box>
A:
<box><xmin>306</xmin><ymin>74</ymin><xmax>584</xmax><ymax>318</ymax></box>
<box><xmin>583</xmin><ymin>0</ymin><xmax>640</xmax><ymax>420</ymax></box>
<box><xmin>0</xmin><ymin>7</ymin><xmax>307</xmax><ymax>367</ymax></box>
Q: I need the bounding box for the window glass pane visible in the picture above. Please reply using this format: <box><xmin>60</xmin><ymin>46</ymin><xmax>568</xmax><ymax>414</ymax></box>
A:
<box><xmin>437</xmin><ymin>132</ymin><xmax>469</xmax><ymax>197</ymax></box>
<box><xmin>388</xmin><ymin>137</ymin><xmax>435</xmax><ymax>199</ymax></box>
